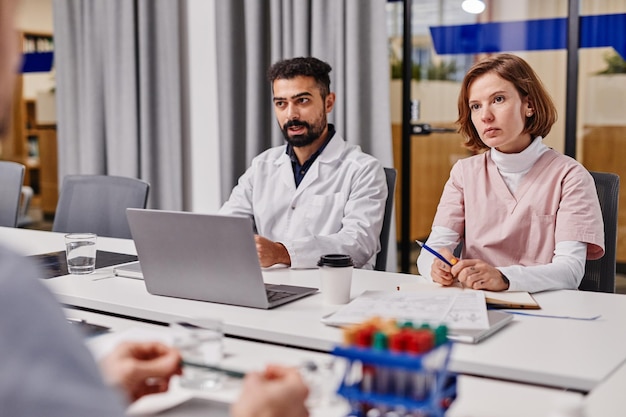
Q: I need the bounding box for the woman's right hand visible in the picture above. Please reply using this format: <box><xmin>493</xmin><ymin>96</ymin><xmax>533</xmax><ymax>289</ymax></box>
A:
<box><xmin>429</xmin><ymin>247</ymin><xmax>456</xmax><ymax>286</ymax></box>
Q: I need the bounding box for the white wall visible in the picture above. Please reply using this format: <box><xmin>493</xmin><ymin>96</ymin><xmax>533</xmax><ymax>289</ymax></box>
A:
<box><xmin>16</xmin><ymin>0</ymin><xmax>53</xmax><ymax>32</ymax></box>
<box><xmin>184</xmin><ymin>0</ymin><xmax>222</xmax><ymax>212</ymax></box>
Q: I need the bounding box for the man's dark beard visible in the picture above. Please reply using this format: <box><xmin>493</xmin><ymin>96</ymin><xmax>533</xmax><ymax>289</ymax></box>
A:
<box><xmin>281</xmin><ymin>119</ymin><xmax>326</xmax><ymax>148</ymax></box>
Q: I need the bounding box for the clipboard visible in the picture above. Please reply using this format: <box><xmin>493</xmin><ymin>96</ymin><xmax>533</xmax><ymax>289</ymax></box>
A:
<box><xmin>321</xmin><ymin>290</ymin><xmax>515</xmax><ymax>344</ymax></box>
<box><xmin>446</xmin><ymin>310</ymin><xmax>514</xmax><ymax>343</ymax></box>
<box><xmin>113</xmin><ymin>261</ymin><xmax>144</xmax><ymax>280</ymax></box>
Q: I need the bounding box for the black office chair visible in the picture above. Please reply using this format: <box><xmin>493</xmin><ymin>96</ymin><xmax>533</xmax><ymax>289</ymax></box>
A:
<box><xmin>52</xmin><ymin>175</ymin><xmax>150</xmax><ymax>239</ymax></box>
<box><xmin>0</xmin><ymin>161</ymin><xmax>25</xmax><ymax>227</ymax></box>
<box><xmin>579</xmin><ymin>171</ymin><xmax>620</xmax><ymax>293</ymax></box>
<box><xmin>374</xmin><ymin>167</ymin><xmax>397</xmax><ymax>271</ymax></box>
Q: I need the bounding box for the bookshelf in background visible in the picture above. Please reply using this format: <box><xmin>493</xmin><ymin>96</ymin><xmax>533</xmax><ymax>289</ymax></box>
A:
<box><xmin>0</xmin><ymin>31</ymin><xmax>58</xmax><ymax>218</ymax></box>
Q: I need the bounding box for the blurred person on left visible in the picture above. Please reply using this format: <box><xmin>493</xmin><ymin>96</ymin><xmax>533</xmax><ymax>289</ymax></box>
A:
<box><xmin>0</xmin><ymin>3</ymin><xmax>306</xmax><ymax>417</ymax></box>
<box><xmin>99</xmin><ymin>341</ymin><xmax>182</xmax><ymax>403</ymax></box>
<box><xmin>231</xmin><ymin>364</ymin><xmax>310</xmax><ymax>417</ymax></box>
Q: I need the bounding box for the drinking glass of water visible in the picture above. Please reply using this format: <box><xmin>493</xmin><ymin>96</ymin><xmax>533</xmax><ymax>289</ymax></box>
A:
<box><xmin>173</xmin><ymin>319</ymin><xmax>225</xmax><ymax>390</ymax></box>
<box><xmin>64</xmin><ymin>233</ymin><xmax>97</xmax><ymax>275</ymax></box>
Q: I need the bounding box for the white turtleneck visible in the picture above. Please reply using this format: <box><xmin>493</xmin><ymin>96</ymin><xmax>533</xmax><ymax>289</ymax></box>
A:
<box><xmin>417</xmin><ymin>137</ymin><xmax>587</xmax><ymax>292</ymax></box>
<box><xmin>490</xmin><ymin>136</ymin><xmax>549</xmax><ymax>194</ymax></box>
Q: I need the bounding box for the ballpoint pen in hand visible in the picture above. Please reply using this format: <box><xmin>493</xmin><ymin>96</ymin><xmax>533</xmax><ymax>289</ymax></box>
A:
<box><xmin>415</xmin><ymin>240</ymin><xmax>457</xmax><ymax>267</ymax></box>
<box><xmin>181</xmin><ymin>360</ymin><xmax>246</xmax><ymax>379</ymax></box>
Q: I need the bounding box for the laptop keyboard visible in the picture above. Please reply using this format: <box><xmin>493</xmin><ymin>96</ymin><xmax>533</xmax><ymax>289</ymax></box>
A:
<box><xmin>266</xmin><ymin>289</ymin><xmax>294</xmax><ymax>302</ymax></box>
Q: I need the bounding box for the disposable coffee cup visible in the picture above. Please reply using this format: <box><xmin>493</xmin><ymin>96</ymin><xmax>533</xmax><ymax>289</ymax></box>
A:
<box><xmin>64</xmin><ymin>233</ymin><xmax>97</xmax><ymax>275</ymax></box>
<box><xmin>318</xmin><ymin>254</ymin><xmax>354</xmax><ymax>304</ymax></box>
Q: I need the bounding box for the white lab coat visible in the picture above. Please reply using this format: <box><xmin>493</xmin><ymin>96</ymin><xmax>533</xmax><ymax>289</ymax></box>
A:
<box><xmin>219</xmin><ymin>133</ymin><xmax>387</xmax><ymax>269</ymax></box>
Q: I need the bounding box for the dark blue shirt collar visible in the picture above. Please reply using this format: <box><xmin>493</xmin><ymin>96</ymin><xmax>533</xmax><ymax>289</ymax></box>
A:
<box><xmin>286</xmin><ymin>124</ymin><xmax>336</xmax><ymax>188</ymax></box>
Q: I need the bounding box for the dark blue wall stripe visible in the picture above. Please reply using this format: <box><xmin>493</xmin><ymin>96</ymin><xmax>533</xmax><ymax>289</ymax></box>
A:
<box><xmin>430</xmin><ymin>14</ymin><xmax>626</xmax><ymax>58</ymax></box>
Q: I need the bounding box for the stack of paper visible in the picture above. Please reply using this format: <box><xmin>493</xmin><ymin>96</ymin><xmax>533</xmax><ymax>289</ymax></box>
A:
<box><xmin>322</xmin><ymin>289</ymin><xmax>490</xmax><ymax>330</ymax></box>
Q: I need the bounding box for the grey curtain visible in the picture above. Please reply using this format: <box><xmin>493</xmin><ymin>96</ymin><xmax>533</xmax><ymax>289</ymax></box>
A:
<box><xmin>215</xmin><ymin>0</ymin><xmax>396</xmax><ymax>270</ymax></box>
<box><xmin>53</xmin><ymin>0</ymin><xmax>396</xmax><ymax>269</ymax></box>
<box><xmin>53</xmin><ymin>0</ymin><xmax>184</xmax><ymax>210</ymax></box>
<box><xmin>215</xmin><ymin>0</ymin><xmax>394</xmax><ymax>197</ymax></box>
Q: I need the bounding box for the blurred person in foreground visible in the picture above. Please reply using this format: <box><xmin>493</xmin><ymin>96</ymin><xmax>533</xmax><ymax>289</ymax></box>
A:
<box><xmin>0</xmin><ymin>1</ymin><xmax>308</xmax><ymax>416</ymax></box>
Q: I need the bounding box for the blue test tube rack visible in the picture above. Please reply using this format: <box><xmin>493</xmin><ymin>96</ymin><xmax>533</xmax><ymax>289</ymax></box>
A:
<box><xmin>331</xmin><ymin>342</ymin><xmax>457</xmax><ymax>417</ymax></box>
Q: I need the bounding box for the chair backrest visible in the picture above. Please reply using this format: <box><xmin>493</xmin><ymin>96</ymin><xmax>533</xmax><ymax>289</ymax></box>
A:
<box><xmin>0</xmin><ymin>161</ymin><xmax>25</xmax><ymax>227</ymax></box>
<box><xmin>375</xmin><ymin>167</ymin><xmax>397</xmax><ymax>271</ymax></box>
<box><xmin>17</xmin><ymin>186</ymin><xmax>34</xmax><ymax>227</ymax></box>
<box><xmin>579</xmin><ymin>171</ymin><xmax>620</xmax><ymax>293</ymax></box>
<box><xmin>52</xmin><ymin>175</ymin><xmax>150</xmax><ymax>239</ymax></box>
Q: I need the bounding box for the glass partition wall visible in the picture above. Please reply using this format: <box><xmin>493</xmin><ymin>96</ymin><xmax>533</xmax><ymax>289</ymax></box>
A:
<box><xmin>579</xmin><ymin>0</ymin><xmax>626</xmax><ymax>271</ymax></box>
<box><xmin>387</xmin><ymin>0</ymin><xmax>626</xmax><ymax>273</ymax></box>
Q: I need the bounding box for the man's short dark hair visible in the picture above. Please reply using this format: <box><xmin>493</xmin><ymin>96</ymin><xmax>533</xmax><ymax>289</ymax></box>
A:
<box><xmin>267</xmin><ymin>57</ymin><xmax>332</xmax><ymax>98</ymax></box>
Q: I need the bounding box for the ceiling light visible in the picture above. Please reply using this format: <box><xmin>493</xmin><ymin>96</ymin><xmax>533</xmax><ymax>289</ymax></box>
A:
<box><xmin>462</xmin><ymin>0</ymin><xmax>486</xmax><ymax>14</ymax></box>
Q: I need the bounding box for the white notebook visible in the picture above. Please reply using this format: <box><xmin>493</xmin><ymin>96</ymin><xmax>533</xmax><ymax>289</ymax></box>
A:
<box><xmin>113</xmin><ymin>261</ymin><xmax>144</xmax><ymax>280</ymax></box>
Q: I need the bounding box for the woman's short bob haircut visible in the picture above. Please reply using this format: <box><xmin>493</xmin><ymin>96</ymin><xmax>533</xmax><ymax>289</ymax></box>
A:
<box><xmin>456</xmin><ymin>54</ymin><xmax>558</xmax><ymax>153</ymax></box>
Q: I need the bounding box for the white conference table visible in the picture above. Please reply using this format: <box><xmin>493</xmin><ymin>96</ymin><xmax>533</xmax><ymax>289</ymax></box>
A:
<box><xmin>70</xmin><ymin>309</ymin><xmax>600</xmax><ymax>417</ymax></box>
<box><xmin>583</xmin><ymin>359</ymin><xmax>626</xmax><ymax>417</ymax></box>
<box><xmin>4</xmin><ymin>227</ymin><xmax>626</xmax><ymax>392</ymax></box>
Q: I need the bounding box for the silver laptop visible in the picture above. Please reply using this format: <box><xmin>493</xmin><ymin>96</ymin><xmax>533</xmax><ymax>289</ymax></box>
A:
<box><xmin>126</xmin><ymin>208</ymin><xmax>318</xmax><ymax>309</ymax></box>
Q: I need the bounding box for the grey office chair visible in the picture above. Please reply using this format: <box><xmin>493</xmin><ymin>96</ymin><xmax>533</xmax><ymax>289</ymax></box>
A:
<box><xmin>17</xmin><ymin>186</ymin><xmax>34</xmax><ymax>227</ymax></box>
<box><xmin>0</xmin><ymin>161</ymin><xmax>26</xmax><ymax>227</ymax></box>
<box><xmin>579</xmin><ymin>171</ymin><xmax>620</xmax><ymax>293</ymax></box>
<box><xmin>374</xmin><ymin>167</ymin><xmax>397</xmax><ymax>271</ymax></box>
<box><xmin>52</xmin><ymin>175</ymin><xmax>150</xmax><ymax>239</ymax></box>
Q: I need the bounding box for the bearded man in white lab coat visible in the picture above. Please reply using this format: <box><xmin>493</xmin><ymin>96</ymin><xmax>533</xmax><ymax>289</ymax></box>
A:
<box><xmin>220</xmin><ymin>57</ymin><xmax>386</xmax><ymax>269</ymax></box>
